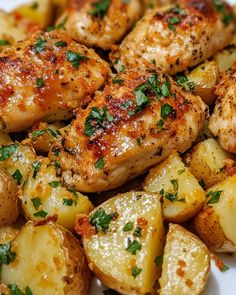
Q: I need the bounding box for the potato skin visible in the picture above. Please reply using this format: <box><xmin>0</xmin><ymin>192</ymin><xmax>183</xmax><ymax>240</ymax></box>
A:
<box><xmin>0</xmin><ymin>167</ymin><xmax>19</xmax><ymax>227</ymax></box>
<box><xmin>194</xmin><ymin>207</ymin><xmax>236</xmax><ymax>252</ymax></box>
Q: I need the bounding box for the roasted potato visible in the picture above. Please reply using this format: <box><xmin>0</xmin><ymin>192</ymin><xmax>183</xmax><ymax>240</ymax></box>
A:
<box><xmin>29</xmin><ymin>121</ymin><xmax>65</xmax><ymax>153</ymax></box>
<box><xmin>0</xmin><ymin>143</ymin><xmax>37</xmax><ymax>185</ymax></box>
<box><xmin>184</xmin><ymin>138</ymin><xmax>236</xmax><ymax>189</ymax></box>
<box><xmin>1</xmin><ymin>221</ymin><xmax>92</xmax><ymax>295</ymax></box>
<box><xmin>0</xmin><ymin>167</ymin><xmax>19</xmax><ymax>227</ymax></box>
<box><xmin>143</xmin><ymin>152</ymin><xmax>205</xmax><ymax>222</ymax></box>
<box><xmin>80</xmin><ymin>191</ymin><xmax>165</xmax><ymax>295</ymax></box>
<box><xmin>159</xmin><ymin>224</ymin><xmax>210</xmax><ymax>295</ymax></box>
<box><xmin>213</xmin><ymin>36</ymin><xmax>236</xmax><ymax>72</ymax></box>
<box><xmin>194</xmin><ymin>174</ymin><xmax>236</xmax><ymax>252</ymax></box>
<box><xmin>21</xmin><ymin>157</ymin><xmax>93</xmax><ymax>230</ymax></box>
<box><xmin>0</xmin><ymin>217</ymin><xmax>25</xmax><ymax>244</ymax></box>
<box><xmin>186</xmin><ymin>60</ymin><xmax>219</xmax><ymax>106</ymax></box>
<box><xmin>13</xmin><ymin>0</ymin><xmax>53</xmax><ymax>29</ymax></box>
<box><xmin>0</xmin><ymin>131</ymin><xmax>12</xmax><ymax>146</ymax></box>
<box><xmin>0</xmin><ymin>10</ymin><xmax>27</xmax><ymax>48</ymax></box>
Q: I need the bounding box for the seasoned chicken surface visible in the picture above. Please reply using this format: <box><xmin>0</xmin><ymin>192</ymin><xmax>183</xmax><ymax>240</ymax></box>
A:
<box><xmin>60</xmin><ymin>0</ymin><xmax>142</xmax><ymax>50</ymax></box>
<box><xmin>50</xmin><ymin>71</ymin><xmax>207</xmax><ymax>192</ymax></box>
<box><xmin>0</xmin><ymin>30</ymin><xmax>110</xmax><ymax>132</ymax></box>
<box><xmin>111</xmin><ymin>0</ymin><xmax>234</xmax><ymax>75</ymax></box>
<box><xmin>209</xmin><ymin>64</ymin><xmax>236</xmax><ymax>153</ymax></box>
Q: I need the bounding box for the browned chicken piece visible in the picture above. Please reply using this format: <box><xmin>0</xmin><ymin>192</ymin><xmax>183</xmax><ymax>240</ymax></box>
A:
<box><xmin>111</xmin><ymin>0</ymin><xmax>234</xmax><ymax>75</ymax></box>
<box><xmin>59</xmin><ymin>0</ymin><xmax>142</xmax><ymax>50</ymax></box>
<box><xmin>209</xmin><ymin>64</ymin><xmax>236</xmax><ymax>153</ymax></box>
<box><xmin>0</xmin><ymin>30</ymin><xmax>110</xmax><ymax>132</ymax></box>
<box><xmin>50</xmin><ymin>71</ymin><xmax>207</xmax><ymax>192</ymax></box>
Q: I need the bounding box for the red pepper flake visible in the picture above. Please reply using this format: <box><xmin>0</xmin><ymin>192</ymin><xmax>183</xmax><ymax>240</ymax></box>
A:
<box><xmin>176</xmin><ymin>268</ymin><xmax>185</xmax><ymax>277</ymax></box>
<box><xmin>137</xmin><ymin>217</ymin><xmax>148</xmax><ymax>228</ymax></box>
<box><xmin>75</xmin><ymin>215</ymin><xmax>96</xmax><ymax>238</ymax></box>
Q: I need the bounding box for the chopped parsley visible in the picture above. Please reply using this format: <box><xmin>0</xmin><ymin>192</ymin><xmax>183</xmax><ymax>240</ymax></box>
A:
<box><xmin>161</xmin><ymin>103</ymin><xmax>174</xmax><ymax>119</ymax></box>
<box><xmin>136</xmin><ymin>137</ymin><xmax>142</xmax><ymax>146</ymax></box>
<box><xmin>165</xmin><ymin>192</ymin><xmax>178</xmax><ymax>202</ymax></box>
<box><xmin>0</xmin><ymin>144</ymin><xmax>17</xmax><ymax>161</ymax></box>
<box><xmin>206</xmin><ymin>190</ymin><xmax>223</xmax><ymax>204</ymax></box>
<box><xmin>47</xmin><ymin>17</ymin><xmax>67</xmax><ymax>32</ymax></box>
<box><xmin>0</xmin><ymin>39</ymin><xmax>10</xmax><ymax>46</ymax></box>
<box><xmin>112</xmin><ymin>77</ymin><xmax>124</xmax><ymax>84</ymax></box>
<box><xmin>168</xmin><ymin>16</ymin><xmax>180</xmax><ymax>31</ymax></box>
<box><xmin>94</xmin><ymin>157</ymin><xmax>105</xmax><ymax>170</ymax></box>
<box><xmin>170</xmin><ymin>179</ymin><xmax>178</xmax><ymax>191</ymax></box>
<box><xmin>36</xmin><ymin>77</ymin><xmax>44</xmax><ymax>88</ymax></box>
<box><xmin>123</xmin><ymin>222</ymin><xmax>134</xmax><ymax>232</ymax></box>
<box><xmin>84</xmin><ymin>106</ymin><xmax>114</xmax><ymax>137</ymax></box>
<box><xmin>133</xmin><ymin>227</ymin><xmax>142</xmax><ymax>237</ymax></box>
<box><xmin>199</xmin><ymin>179</ymin><xmax>206</xmax><ymax>188</ymax></box>
<box><xmin>33</xmin><ymin>210</ymin><xmax>48</xmax><ymax>218</ymax></box>
<box><xmin>12</xmin><ymin>169</ymin><xmax>22</xmax><ymax>185</ymax></box>
<box><xmin>31</xmin><ymin>128</ymin><xmax>60</xmax><ymax>139</ymax></box>
<box><xmin>31</xmin><ymin>197</ymin><xmax>41</xmax><ymax>210</ymax></box>
<box><xmin>32</xmin><ymin>160</ymin><xmax>42</xmax><ymax>179</ymax></box>
<box><xmin>66</xmin><ymin>50</ymin><xmax>89</xmax><ymax>68</ymax></box>
<box><xmin>62</xmin><ymin>198</ymin><xmax>74</xmax><ymax>206</ymax></box>
<box><xmin>126</xmin><ymin>239</ymin><xmax>142</xmax><ymax>255</ymax></box>
<box><xmin>131</xmin><ymin>266</ymin><xmax>142</xmax><ymax>278</ymax></box>
<box><xmin>49</xmin><ymin>181</ymin><xmax>60</xmax><ymax>188</ymax></box>
<box><xmin>7</xmin><ymin>284</ymin><xmax>33</xmax><ymax>295</ymax></box>
<box><xmin>89</xmin><ymin>0</ymin><xmax>111</xmax><ymax>18</ymax></box>
<box><xmin>0</xmin><ymin>242</ymin><xmax>16</xmax><ymax>269</ymax></box>
<box><xmin>55</xmin><ymin>41</ymin><xmax>67</xmax><ymax>47</ymax></box>
<box><xmin>90</xmin><ymin>208</ymin><xmax>115</xmax><ymax>232</ymax></box>
<box><xmin>177</xmin><ymin>169</ymin><xmax>185</xmax><ymax>175</ymax></box>
<box><xmin>175</xmin><ymin>74</ymin><xmax>194</xmax><ymax>91</ymax></box>
<box><xmin>220</xmin><ymin>263</ymin><xmax>230</xmax><ymax>272</ymax></box>
<box><xmin>33</xmin><ymin>37</ymin><xmax>46</xmax><ymax>53</ymax></box>
<box><xmin>154</xmin><ymin>254</ymin><xmax>163</xmax><ymax>267</ymax></box>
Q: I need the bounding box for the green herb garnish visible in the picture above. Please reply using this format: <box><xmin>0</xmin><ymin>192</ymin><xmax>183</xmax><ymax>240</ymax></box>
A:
<box><xmin>90</xmin><ymin>208</ymin><xmax>115</xmax><ymax>232</ymax></box>
<box><xmin>66</xmin><ymin>50</ymin><xmax>89</xmax><ymax>68</ymax></box>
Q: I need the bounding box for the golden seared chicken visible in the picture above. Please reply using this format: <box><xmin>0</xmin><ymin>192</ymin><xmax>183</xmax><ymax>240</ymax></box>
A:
<box><xmin>209</xmin><ymin>64</ymin><xmax>236</xmax><ymax>153</ymax></box>
<box><xmin>59</xmin><ymin>0</ymin><xmax>142</xmax><ymax>50</ymax></box>
<box><xmin>50</xmin><ymin>71</ymin><xmax>206</xmax><ymax>192</ymax></box>
<box><xmin>0</xmin><ymin>30</ymin><xmax>110</xmax><ymax>132</ymax></box>
<box><xmin>111</xmin><ymin>0</ymin><xmax>234</xmax><ymax>74</ymax></box>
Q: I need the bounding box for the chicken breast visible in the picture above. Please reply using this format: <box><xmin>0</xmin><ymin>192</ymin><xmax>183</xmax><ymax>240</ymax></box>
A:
<box><xmin>59</xmin><ymin>0</ymin><xmax>142</xmax><ymax>50</ymax></box>
<box><xmin>50</xmin><ymin>71</ymin><xmax>207</xmax><ymax>192</ymax></box>
<box><xmin>0</xmin><ymin>30</ymin><xmax>110</xmax><ymax>132</ymax></box>
<box><xmin>111</xmin><ymin>0</ymin><xmax>234</xmax><ymax>74</ymax></box>
<box><xmin>209</xmin><ymin>64</ymin><xmax>236</xmax><ymax>153</ymax></box>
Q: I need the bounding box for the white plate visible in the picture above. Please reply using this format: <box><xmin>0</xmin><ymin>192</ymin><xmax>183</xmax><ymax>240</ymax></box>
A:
<box><xmin>1</xmin><ymin>1</ymin><xmax>236</xmax><ymax>294</ymax></box>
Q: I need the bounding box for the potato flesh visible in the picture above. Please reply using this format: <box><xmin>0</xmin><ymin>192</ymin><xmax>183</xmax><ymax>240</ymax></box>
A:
<box><xmin>21</xmin><ymin>158</ymin><xmax>93</xmax><ymax>230</ymax></box>
<box><xmin>208</xmin><ymin>175</ymin><xmax>236</xmax><ymax>246</ymax></box>
<box><xmin>187</xmin><ymin>60</ymin><xmax>219</xmax><ymax>106</ymax></box>
<box><xmin>184</xmin><ymin>138</ymin><xmax>236</xmax><ymax>189</ymax></box>
<box><xmin>83</xmin><ymin>192</ymin><xmax>165</xmax><ymax>295</ymax></box>
<box><xmin>1</xmin><ymin>222</ymin><xmax>67</xmax><ymax>295</ymax></box>
<box><xmin>13</xmin><ymin>0</ymin><xmax>53</xmax><ymax>29</ymax></box>
<box><xmin>144</xmin><ymin>153</ymin><xmax>205</xmax><ymax>222</ymax></box>
<box><xmin>159</xmin><ymin>224</ymin><xmax>210</xmax><ymax>295</ymax></box>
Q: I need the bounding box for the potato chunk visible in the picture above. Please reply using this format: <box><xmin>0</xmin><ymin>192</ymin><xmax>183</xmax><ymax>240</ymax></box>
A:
<box><xmin>186</xmin><ymin>60</ymin><xmax>219</xmax><ymax>106</ymax></box>
<box><xmin>184</xmin><ymin>138</ymin><xmax>236</xmax><ymax>189</ymax></box>
<box><xmin>81</xmin><ymin>191</ymin><xmax>165</xmax><ymax>295</ymax></box>
<box><xmin>0</xmin><ymin>167</ymin><xmax>19</xmax><ymax>227</ymax></box>
<box><xmin>159</xmin><ymin>224</ymin><xmax>210</xmax><ymax>295</ymax></box>
<box><xmin>195</xmin><ymin>174</ymin><xmax>236</xmax><ymax>252</ymax></box>
<box><xmin>143</xmin><ymin>152</ymin><xmax>205</xmax><ymax>222</ymax></box>
<box><xmin>21</xmin><ymin>157</ymin><xmax>93</xmax><ymax>230</ymax></box>
<box><xmin>13</xmin><ymin>0</ymin><xmax>53</xmax><ymax>29</ymax></box>
<box><xmin>1</xmin><ymin>221</ymin><xmax>91</xmax><ymax>295</ymax></box>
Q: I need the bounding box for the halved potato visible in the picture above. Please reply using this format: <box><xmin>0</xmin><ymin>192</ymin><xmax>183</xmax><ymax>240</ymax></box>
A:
<box><xmin>0</xmin><ymin>167</ymin><xmax>19</xmax><ymax>227</ymax></box>
<box><xmin>13</xmin><ymin>0</ymin><xmax>53</xmax><ymax>29</ymax></box>
<box><xmin>194</xmin><ymin>174</ymin><xmax>236</xmax><ymax>252</ymax></box>
<box><xmin>0</xmin><ymin>143</ymin><xmax>37</xmax><ymax>185</ymax></box>
<box><xmin>1</xmin><ymin>221</ymin><xmax>91</xmax><ymax>295</ymax></box>
<box><xmin>143</xmin><ymin>152</ymin><xmax>205</xmax><ymax>222</ymax></box>
<box><xmin>186</xmin><ymin>60</ymin><xmax>219</xmax><ymax>105</ymax></box>
<box><xmin>80</xmin><ymin>191</ymin><xmax>165</xmax><ymax>295</ymax></box>
<box><xmin>213</xmin><ymin>36</ymin><xmax>236</xmax><ymax>72</ymax></box>
<box><xmin>21</xmin><ymin>157</ymin><xmax>93</xmax><ymax>230</ymax></box>
<box><xmin>184</xmin><ymin>138</ymin><xmax>236</xmax><ymax>189</ymax></box>
<box><xmin>159</xmin><ymin>224</ymin><xmax>210</xmax><ymax>295</ymax></box>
